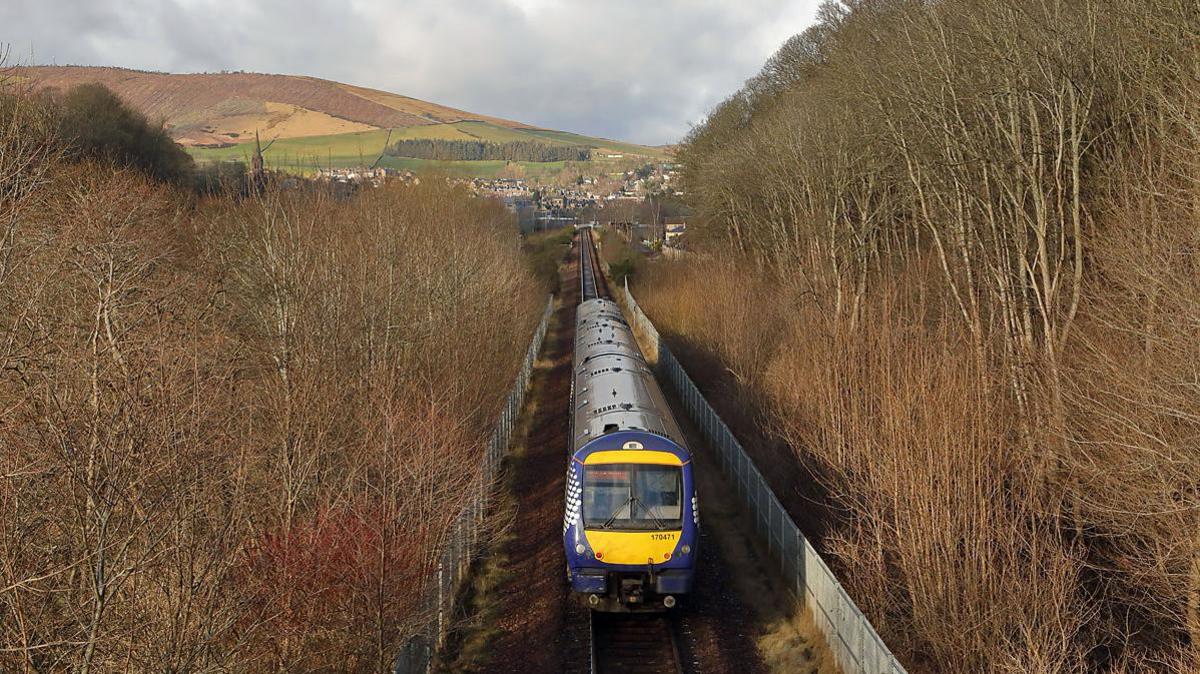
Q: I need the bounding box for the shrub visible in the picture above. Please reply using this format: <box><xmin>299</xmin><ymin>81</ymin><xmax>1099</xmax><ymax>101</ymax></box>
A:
<box><xmin>58</xmin><ymin>83</ymin><xmax>194</xmax><ymax>184</ymax></box>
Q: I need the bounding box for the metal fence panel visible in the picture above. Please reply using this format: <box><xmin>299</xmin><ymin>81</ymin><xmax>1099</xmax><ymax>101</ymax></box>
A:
<box><xmin>620</xmin><ymin>284</ymin><xmax>906</xmax><ymax>674</ymax></box>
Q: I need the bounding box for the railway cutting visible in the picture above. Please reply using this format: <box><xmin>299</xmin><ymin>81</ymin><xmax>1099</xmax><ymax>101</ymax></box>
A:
<box><xmin>444</xmin><ymin>229</ymin><xmax>771</xmax><ymax>674</ymax></box>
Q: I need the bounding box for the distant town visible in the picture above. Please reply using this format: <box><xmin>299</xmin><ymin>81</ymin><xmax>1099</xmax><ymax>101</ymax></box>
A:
<box><xmin>308</xmin><ymin>161</ymin><xmax>689</xmax><ymax>248</ymax></box>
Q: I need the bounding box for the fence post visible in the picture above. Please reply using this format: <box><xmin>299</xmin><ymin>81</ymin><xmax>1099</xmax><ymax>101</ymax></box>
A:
<box><xmin>435</xmin><ymin>561</ymin><xmax>444</xmax><ymax>645</ymax></box>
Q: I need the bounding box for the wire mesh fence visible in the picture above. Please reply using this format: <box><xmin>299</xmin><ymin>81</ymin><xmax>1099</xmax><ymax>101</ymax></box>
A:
<box><xmin>620</xmin><ymin>280</ymin><xmax>907</xmax><ymax>674</ymax></box>
<box><xmin>394</xmin><ymin>295</ymin><xmax>555</xmax><ymax>674</ymax></box>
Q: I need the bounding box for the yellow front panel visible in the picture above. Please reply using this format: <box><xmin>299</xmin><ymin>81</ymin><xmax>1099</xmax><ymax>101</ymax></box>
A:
<box><xmin>584</xmin><ymin>530</ymin><xmax>681</xmax><ymax>565</ymax></box>
<box><xmin>583</xmin><ymin>450</ymin><xmax>684</xmax><ymax>466</ymax></box>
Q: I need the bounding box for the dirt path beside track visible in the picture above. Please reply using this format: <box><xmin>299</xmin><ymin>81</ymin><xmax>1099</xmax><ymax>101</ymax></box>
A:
<box><xmin>668</xmin><ymin>390</ymin><xmax>836</xmax><ymax>674</ymax></box>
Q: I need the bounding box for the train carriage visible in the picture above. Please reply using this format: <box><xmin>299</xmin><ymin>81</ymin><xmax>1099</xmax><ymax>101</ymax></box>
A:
<box><xmin>563</xmin><ymin>296</ymin><xmax>699</xmax><ymax>612</ymax></box>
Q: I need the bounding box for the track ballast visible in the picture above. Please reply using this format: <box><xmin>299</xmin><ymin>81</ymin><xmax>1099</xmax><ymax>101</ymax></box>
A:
<box><xmin>590</xmin><ymin>611</ymin><xmax>684</xmax><ymax>674</ymax></box>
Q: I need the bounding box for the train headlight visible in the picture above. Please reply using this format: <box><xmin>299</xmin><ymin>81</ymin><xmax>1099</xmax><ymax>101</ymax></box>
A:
<box><xmin>575</xmin><ymin>543</ymin><xmax>586</xmax><ymax>555</ymax></box>
<box><xmin>680</xmin><ymin>545</ymin><xmax>691</xmax><ymax>555</ymax></box>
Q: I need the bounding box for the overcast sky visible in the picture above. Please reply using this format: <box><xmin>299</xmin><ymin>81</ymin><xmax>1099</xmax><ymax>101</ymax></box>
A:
<box><xmin>2</xmin><ymin>0</ymin><xmax>821</xmax><ymax>145</ymax></box>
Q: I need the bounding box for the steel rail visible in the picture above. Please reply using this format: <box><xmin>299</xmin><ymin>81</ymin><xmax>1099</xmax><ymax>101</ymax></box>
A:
<box><xmin>580</xmin><ymin>228</ymin><xmax>601</xmax><ymax>302</ymax></box>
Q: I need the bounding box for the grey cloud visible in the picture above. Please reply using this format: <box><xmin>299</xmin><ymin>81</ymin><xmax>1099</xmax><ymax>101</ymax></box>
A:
<box><xmin>1</xmin><ymin>0</ymin><xmax>820</xmax><ymax>144</ymax></box>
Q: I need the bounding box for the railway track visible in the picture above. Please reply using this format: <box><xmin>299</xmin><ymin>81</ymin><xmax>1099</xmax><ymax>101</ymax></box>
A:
<box><xmin>579</xmin><ymin>227</ymin><xmax>608</xmax><ymax>301</ymax></box>
<box><xmin>590</xmin><ymin>611</ymin><xmax>684</xmax><ymax>674</ymax></box>
<box><xmin>580</xmin><ymin>226</ymin><xmax>682</xmax><ymax>674</ymax></box>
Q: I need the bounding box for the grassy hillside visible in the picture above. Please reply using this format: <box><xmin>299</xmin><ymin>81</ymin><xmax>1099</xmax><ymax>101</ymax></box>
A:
<box><xmin>18</xmin><ymin>66</ymin><xmax>666</xmax><ymax>177</ymax></box>
<box><xmin>16</xmin><ymin>66</ymin><xmax>529</xmax><ymax>144</ymax></box>
<box><xmin>188</xmin><ymin>123</ymin><xmax>665</xmax><ymax>177</ymax></box>
<box><xmin>522</xmin><ymin>128</ymin><xmax>658</xmax><ymax>157</ymax></box>
<box><xmin>188</xmin><ymin>129</ymin><xmax>393</xmax><ymax>167</ymax></box>
<box><xmin>188</xmin><ymin>129</ymin><xmax>575</xmax><ymax>178</ymax></box>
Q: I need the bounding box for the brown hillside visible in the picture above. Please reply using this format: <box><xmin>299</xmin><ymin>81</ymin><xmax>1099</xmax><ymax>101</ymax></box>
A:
<box><xmin>16</xmin><ymin>66</ymin><xmax>531</xmax><ymax>146</ymax></box>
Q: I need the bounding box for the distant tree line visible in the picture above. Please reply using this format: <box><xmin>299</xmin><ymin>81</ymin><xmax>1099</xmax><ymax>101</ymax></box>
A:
<box><xmin>387</xmin><ymin>138</ymin><xmax>590</xmax><ymax>162</ymax></box>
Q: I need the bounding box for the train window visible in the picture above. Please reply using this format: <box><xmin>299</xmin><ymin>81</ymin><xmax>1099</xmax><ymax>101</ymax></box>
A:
<box><xmin>582</xmin><ymin>463</ymin><xmax>683</xmax><ymax>531</ymax></box>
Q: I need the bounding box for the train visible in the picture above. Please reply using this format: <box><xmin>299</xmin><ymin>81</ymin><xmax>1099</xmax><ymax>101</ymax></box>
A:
<box><xmin>562</xmin><ymin>295</ymin><xmax>699</xmax><ymax>612</ymax></box>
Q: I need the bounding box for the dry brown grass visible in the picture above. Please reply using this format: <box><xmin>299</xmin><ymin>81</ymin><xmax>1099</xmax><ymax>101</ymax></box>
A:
<box><xmin>758</xmin><ymin>609</ymin><xmax>836</xmax><ymax>674</ymax></box>
<box><xmin>176</xmin><ymin>101</ymin><xmax>379</xmax><ymax>146</ymax></box>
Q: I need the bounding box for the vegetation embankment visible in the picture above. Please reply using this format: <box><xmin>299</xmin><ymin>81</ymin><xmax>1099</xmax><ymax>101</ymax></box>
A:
<box><xmin>640</xmin><ymin>1</ymin><xmax>1200</xmax><ymax>672</ymax></box>
<box><xmin>0</xmin><ymin>79</ymin><xmax>542</xmax><ymax>672</ymax></box>
<box><xmin>597</xmin><ymin>227</ymin><xmax>642</xmax><ymax>286</ymax></box>
<box><xmin>437</xmin><ymin>241</ymin><xmax>582</xmax><ymax>674</ymax></box>
<box><xmin>521</xmin><ymin>227</ymin><xmax>575</xmax><ymax>293</ymax></box>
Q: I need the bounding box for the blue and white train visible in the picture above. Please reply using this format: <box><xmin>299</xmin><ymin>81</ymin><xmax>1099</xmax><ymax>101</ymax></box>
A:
<box><xmin>563</xmin><ymin>297</ymin><xmax>699</xmax><ymax>612</ymax></box>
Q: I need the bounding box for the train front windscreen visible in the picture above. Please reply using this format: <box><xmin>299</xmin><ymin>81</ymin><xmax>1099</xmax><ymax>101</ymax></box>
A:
<box><xmin>582</xmin><ymin>464</ymin><xmax>682</xmax><ymax>531</ymax></box>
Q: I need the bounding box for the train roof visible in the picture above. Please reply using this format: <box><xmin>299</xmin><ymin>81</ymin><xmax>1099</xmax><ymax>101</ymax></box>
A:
<box><xmin>576</xmin><ymin>298</ymin><xmax>624</xmax><ymax>323</ymax></box>
<box><xmin>573</xmin><ymin>430</ymin><xmax>690</xmax><ymax>464</ymax></box>
<box><xmin>572</xmin><ymin>297</ymin><xmax>687</xmax><ymax>453</ymax></box>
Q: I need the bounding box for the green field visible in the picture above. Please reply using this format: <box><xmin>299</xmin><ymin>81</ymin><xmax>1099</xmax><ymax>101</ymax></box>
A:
<box><xmin>188</xmin><ymin>129</ymin><xmax>393</xmax><ymax>168</ymax></box>
<box><xmin>393</xmin><ymin>124</ymin><xmax>475</xmax><ymax>141</ymax></box>
<box><xmin>522</xmin><ymin>128</ymin><xmax>666</xmax><ymax>158</ymax></box>
<box><xmin>186</xmin><ymin>121</ymin><xmax>665</xmax><ymax>178</ymax></box>
<box><xmin>453</xmin><ymin>121</ymin><xmax>551</xmax><ymax>144</ymax></box>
